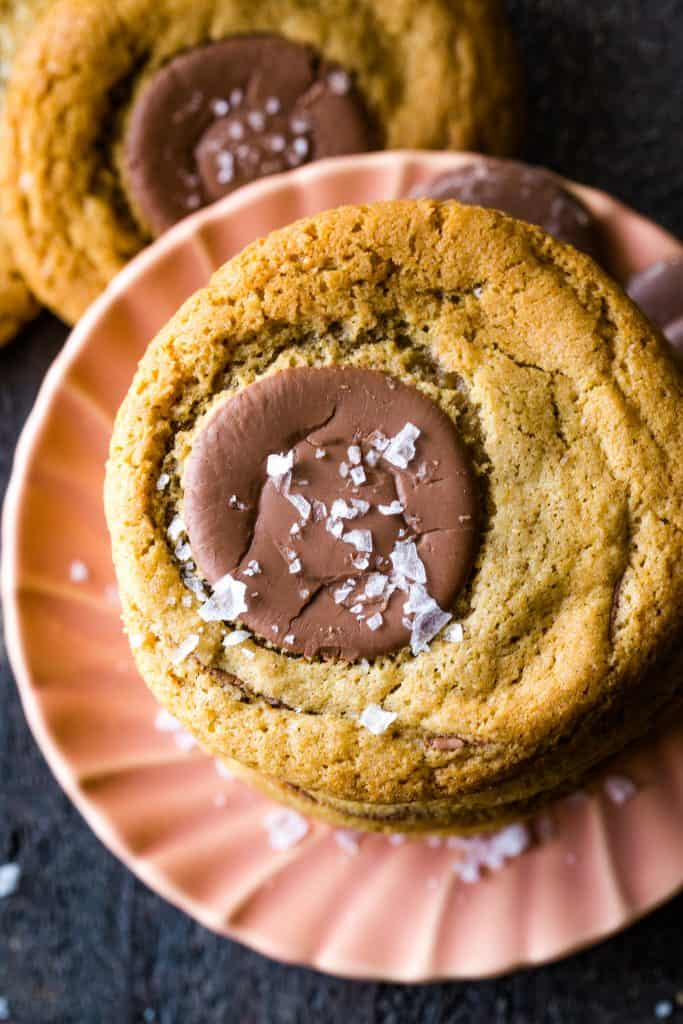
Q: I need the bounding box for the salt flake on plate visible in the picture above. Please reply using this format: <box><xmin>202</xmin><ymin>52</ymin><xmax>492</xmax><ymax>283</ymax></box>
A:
<box><xmin>604</xmin><ymin>774</ymin><xmax>638</xmax><ymax>805</ymax></box>
<box><xmin>443</xmin><ymin>623</ymin><xmax>464</xmax><ymax>643</ymax></box>
<box><xmin>263</xmin><ymin>809</ymin><xmax>309</xmax><ymax>850</ymax></box>
<box><xmin>69</xmin><ymin>559</ymin><xmax>89</xmax><ymax>583</ymax></box>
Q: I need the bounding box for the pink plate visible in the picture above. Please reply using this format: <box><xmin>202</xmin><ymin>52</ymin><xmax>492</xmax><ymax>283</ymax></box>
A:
<box><xmin>3</xmin><ymin>151</ymin><xmax>683</xmax><ymax>981</ymax></box>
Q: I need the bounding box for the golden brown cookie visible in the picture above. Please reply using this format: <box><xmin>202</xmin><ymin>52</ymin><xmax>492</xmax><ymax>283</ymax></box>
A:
<box><xmin>0</xmin><ymin>0</ymin><xmax>521</xmax><ymax>324</ymax></box>
<box><xmin>105</xmin><ymin>200</ymin><xmax>683</xmax><ymax>833</ymax></box>
<box><xmin>0</xmin><ymin>0</ymin><xmax>48</xmax><ymax>344</ymax></box>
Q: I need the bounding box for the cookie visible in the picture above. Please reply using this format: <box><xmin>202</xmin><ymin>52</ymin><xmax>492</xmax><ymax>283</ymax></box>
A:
<box><xmin>0</xmin><ymin>0</ymin><xmax>521</xmax><ymax>324</ymax></box>
<box><xmin>105</xmin><ymin>201</ymin><xmax>683</xmax><ymax>833</ymax></box>
<box><xmin>0</xmin><ymin>0</ymin><xmax>49</xmax><ymax>344</ymax></box>
<box><xmin>627</xmin><ymin>257</ymin><xmax>683</xmax><ymax>360</ymax></box>
<box><xmin>410</xmin><ymin>156</ymin><xmax>602</xmax><ymax>262</ymax></box>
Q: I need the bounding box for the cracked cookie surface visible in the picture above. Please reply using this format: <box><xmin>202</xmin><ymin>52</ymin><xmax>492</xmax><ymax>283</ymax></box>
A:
<box><xmin>105</xmin><ymin>200</ymin><xmax>683</xmax><ymax>832</ymax></box>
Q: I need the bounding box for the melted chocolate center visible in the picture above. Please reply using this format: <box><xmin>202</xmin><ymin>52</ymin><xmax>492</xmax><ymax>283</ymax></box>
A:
<box><xmin>123</xmin><ymin>35</ymin><xmax>378</xmax><ymax>236</ymax></box>
<box><xmin>183</xmin><ymin>368</ymin><xmax>479</xmax><ymax>661</ymax></box>
<box><xmin>410</xmin><ymin>157</ymin><xmax>602</xmax><ymax>261</ymax></box>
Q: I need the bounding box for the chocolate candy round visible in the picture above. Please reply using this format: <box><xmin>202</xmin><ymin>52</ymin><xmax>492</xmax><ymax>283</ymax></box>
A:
<box><xmin>626</xmin><ymin>257</ymin><xmax>683</xmax><ymax>360</ymax></box>
<box><xmin>123</xmin><ymin>36</ymin><xmax>378</xmax><ymax>236</ymax></box>
<box><xmin>410</xmin><ymin>157</ymin><xmax>601</xmax><ymax>261</ymax></box>
<box><xmin>184</xmin><ymin>367</ymin><xmax>479</xmax><ymax>661</ymax></box>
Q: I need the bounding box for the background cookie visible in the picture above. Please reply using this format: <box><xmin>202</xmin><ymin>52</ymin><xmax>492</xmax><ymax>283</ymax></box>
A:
<box><xmin>0</xmin><ymin>0</ymin><xmax>521</xmax><ymax>324</ymax></box>
<box><xmin>0</xmin><ymin>0</ymin><xmax>49</xmax><ymax>344</ymax></box>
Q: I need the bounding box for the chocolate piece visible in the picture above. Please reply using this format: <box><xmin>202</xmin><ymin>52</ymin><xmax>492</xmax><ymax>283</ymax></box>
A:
<box><xmin>124</xmin><ymin>36</ymin><xmax>378</xmax><ymax>235</ymax></box>
<box><xmin>627</xmin><ymin>257</ymin><xmax>683</xmax><ymax>359</ymax></box>
<box><xmin>184</xmin><ymin>368</ymin><xmax>479</xmax><ymax>661</ymax></box>
<box><xmin>410</xmin><ymin>157</ymin><xmax>601</xmax><ymax>260</ymax></box>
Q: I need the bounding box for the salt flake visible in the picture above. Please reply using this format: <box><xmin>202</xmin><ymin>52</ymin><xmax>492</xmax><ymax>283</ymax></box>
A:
<box><xmin>0</xmin><ymin>863</ymin><xmax>21</xmax><ymax>899</ymax></box>
<box><xmin>343</xmin><ymin>529</ymin><xmax>373</xmax><ymax>553</ymax></box>
<box><xmin>383</xmin><ymin>423</ymin><xmax>420</xmax><ymax>469</ymax></box>
<box><xmin>359</xmin><ymin>703</ymin><xmax>397</xmax><ymax>735</ymax></box>
<box><xmin>223</xmin><ymin>629</ymin><xmax>251</xmax><ymax>648</ymax></box>
<box><xmin>263</xmin><ymin>809</ymin><xmax>309</xmax><ymax>850</ymax></box>
<box><xmin>169</xmin><ymin>633</ymin><xmax>199</xmax><ymax>665</ymax></box>
<box><xmin>198</xmin><ymin>575</ymin><xmax>248</xmax><ymax>622</ymax></box>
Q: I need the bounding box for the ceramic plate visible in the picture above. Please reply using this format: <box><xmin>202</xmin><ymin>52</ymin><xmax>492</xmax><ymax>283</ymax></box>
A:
<box><xmin>4</xmin><ymin>152</ymin><xmax>683</xmax><ymax>981</ymax></box>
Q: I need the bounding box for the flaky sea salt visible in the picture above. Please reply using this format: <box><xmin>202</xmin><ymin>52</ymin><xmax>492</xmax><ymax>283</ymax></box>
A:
<box><xmin>366</xmin><ymin>613</ymin><xmax>383</xmax><ymax>631</ymax></box>
<box><xmin>243</xmin><ymin>560</ymin><xmax>261</xmax><ymax>576</ymax></box>
<box><xmin>156</xmin><ymin>472</ymin><xmax>170</xmax><ymax>491</ymax></box>
<box><xmin>284</xmin><ymin>633</ymin><xmax>295</xmax><ymax>644</ymax></box>
<box><xmin>315</xmin><ymin>447</ymin><xmax>326</xmax><ymax>459</ymax></box>
<box><xmin>334</xmin><ymin>582</ymin><xmax>354</xmax><ymax>604</ymax></box>
<box><xmin>410</xmin><ymin>604</ymin><xmax>452</xmax><ymax>656</ymax></box>
<box><xmin>331</xmin><ymin>499</ymin><xmax>360</xmax><ymax>520</ymax></box>
<box><xmin>383</xmin><ymin>423</ymin><xmax>420</xmax><ymax>469</ymax></box>
<box><xmin>343</xmin><ymin>529</ymin><xmax>373</xmax><ymax>553</ymax></box>
<box><xmin>604</xmin><ymin>774</ymin><xmax>638</xmax><ymax>805</ymax></box>
<box><xmin>352</xmin><ymin>555</ymin><xmax>370</xmax><ymax>570</ymax></box>
<box><xmin>364</xmin><ymin>573</ymin><xmax>388</xmax><ymax>599</ymax></box>
<box><xmin>359</xmin><ymin>703</ymin><xmax>397</xmax><ymax>735</ymax></box>
<box><xmin>169</xmin><ymin>633</ymin><xmax>199</xmax><ymax>665</ymax></box>
<box><xmin>443</xmin><ymin>623</ymin><xmax>464</xmax><ymax>643</ymax></box>
<box><xmin>326</xmin><ymin>517</ymin><xmax>344</xmax><ymax>539</ymax></box>
<box><xmin>0</xmin><ymin>863</ymin><xmax>20</xmax><ymax>899</ymax></box>
<box><xmin>167</xmin><ymin>515</ymin><xmax>186</xmax><ymax>541</ymax></box>
<box><xmin>288</xmin><ymin>558</ymin><xmax>302</xmax><ymax>575</ymax></box>
<box><xmin>334</xmin><ymin>829</ymin><xmax>362</xmax><ymax>854</ymax></box>
<box><xmin>347</xmin><ymin>444</ymin><xmax>362</xmax><ymax>465</ymax></box>
<box><xmin>286</xmin><ymin>491</ymin><xmax>311</xmax><ymax>521</ymax></box>
<box><xmin>350</xmin><ymin>466</ymin><xmax>366</xmax><ymax>486</ymax></box>
<box><xmin>198</xmin><ymin>574</ymin><xmax>247</xmax><ymax>622</ymax></box>
<box><xmin>223</xmin><ymin>629</ymin><xmax>251</xmax><ymax>648</ymax></box>
<box><xmin>215</xmin><ymin>759</ymin><xmax>233</xmax><ymax>780</ymax></box>
<box><xmin>390</xmin><ymin>540</ymin><xmax>426</xmax><ymax>583</ymax></box>
<box><xmin>69</xmin><ymin>560</ymin><xmax>89</xmax><ymax>583</ymax></box>
<box><xmin>265</xmin><ymin>96</ymin><xmax>281</xmax><ymax>114</ymax></box>
<box><xmin>175</xmin><ymin>540</ymin><xmax>192</xmax><ymax>562</ymax></box>
<box><xmin>263</xmin><ymin>809</ymin><xmax>309</xmax><ymax>850</ymax></box>
<box><xmin>378</xmin><ymin>501</ymin><xmax>404</xmax><ymax>516</ymax></box>
<box><xmin>267</xmin><ymin>450</ymin><xmax>294</xmax><ymax>480</ymax></box>
<box><xmin>327</xmin><ymin>68</ymin><xmax>351</xmax><ymax>95</ymax></box>
<box><xmin>450</xmin><ymin>824</ymin><xmax>531</xmax><ymax>883</ymax></box>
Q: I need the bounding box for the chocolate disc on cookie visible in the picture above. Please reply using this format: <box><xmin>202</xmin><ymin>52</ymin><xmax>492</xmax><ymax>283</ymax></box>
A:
<box><xmin>123</xmin><ymin>36</ymin><xmax>379</xmax><ymax>236</ymax></box>
<box><xmin>410</xmin><ymin>157</ymin><xmax>601</xmax><ymax>261</ymax></box>
<box><xmin>627</xmin><ymin>257</ymin><xmax>683</xmax><ymax>360</ymax></box>
<box><xmin>184</xmin><ymin>367</ymin><xmax>479</xmax><ymax>661</ymax></box>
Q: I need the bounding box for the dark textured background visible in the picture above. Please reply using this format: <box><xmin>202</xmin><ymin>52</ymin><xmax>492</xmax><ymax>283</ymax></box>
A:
<box><xmin>2</xmin><ymin>2</ymin><xmax>683</xmax><ymax>1021</ymax></box>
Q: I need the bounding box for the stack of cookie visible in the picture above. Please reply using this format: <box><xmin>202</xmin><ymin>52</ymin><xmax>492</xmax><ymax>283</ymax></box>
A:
<box><xmin>105</xmin><ymin>200</ymin><xmax>683</xmax><ymax>832</ymax></box>
<box><xmin>0</xmin><ymin>0</ymin><xmax>522</xmax><ymax>341</ymax></box>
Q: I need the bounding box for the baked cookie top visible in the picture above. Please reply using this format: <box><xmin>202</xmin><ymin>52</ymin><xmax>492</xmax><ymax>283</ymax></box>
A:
<box><xmin>105</xmin><ymin>200</ymin><xmax>683</xmax><ymax>807</ymax></box>
<box><xmin>0</xmin><ymin>0</ymin><xmax>520</xmax><ymax>323</ymax></box>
